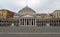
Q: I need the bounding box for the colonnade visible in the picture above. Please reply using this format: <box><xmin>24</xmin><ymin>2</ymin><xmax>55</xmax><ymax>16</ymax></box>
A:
<box><xmin>20</xmin><ymin>18</ymin><xmax>36</xmax><ymax>26</ymax></box>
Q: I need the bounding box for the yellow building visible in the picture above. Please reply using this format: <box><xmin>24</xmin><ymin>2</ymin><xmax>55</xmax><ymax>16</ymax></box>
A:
<box><xmin>0</xmin><ymin>10</ymin><xmax>3</xmax><ymax>18</ymax></box>
<box><xmin>51</xmin><ymin>10</ymin><xmax>60</xmax><ymax>18</ymax></box>
<box><xmin>0</xmin><ymin>9</ymin><xmax>7</xmax><ymax>18</ymax></box>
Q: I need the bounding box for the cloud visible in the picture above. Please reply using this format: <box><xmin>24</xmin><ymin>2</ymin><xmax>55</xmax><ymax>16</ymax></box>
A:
<box><xmin>34</xmin><ymin>0</ymin><xmax>60</xmax><ymax>13</ymax></box>
<box><xmin>0</xmin><ymin>0</ymin><xmax>60</xmax><ymax>13</ymax></box>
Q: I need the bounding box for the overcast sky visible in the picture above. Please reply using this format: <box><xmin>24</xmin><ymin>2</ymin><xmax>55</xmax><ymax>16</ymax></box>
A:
<box><xmin>0</xmin><ymin>0</ymin><xmax>60</xmax><ymax>13</ymax></box>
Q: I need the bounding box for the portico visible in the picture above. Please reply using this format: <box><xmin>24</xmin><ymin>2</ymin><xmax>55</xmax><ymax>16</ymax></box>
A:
<box><xmin>19</xmin><ymin>15</ymin><xmax>36</xmax><ymax>26</ymax></box>
<box><xmin>20</xmin><ymin>18</ymin><xmax>36</xmax><ymax>26</ymax></box>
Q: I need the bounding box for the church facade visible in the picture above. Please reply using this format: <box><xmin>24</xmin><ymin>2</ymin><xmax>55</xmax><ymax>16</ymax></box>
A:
<box><xmin>0</xmin><ymin>6</ymin><xmax>60</xmax><ymax>27</ymax></box>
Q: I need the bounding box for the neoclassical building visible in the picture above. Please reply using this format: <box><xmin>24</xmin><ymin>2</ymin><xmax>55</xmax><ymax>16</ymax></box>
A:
<box><xmin>0</xmin><ymin>6</ymin><xmax>60</xmax><ymax>27</ymax></box>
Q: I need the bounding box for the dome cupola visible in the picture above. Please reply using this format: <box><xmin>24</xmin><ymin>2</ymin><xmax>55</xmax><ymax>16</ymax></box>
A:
<box><xmin>18</xmin><ymin>6</ymin><xmax>36</xmax><ymax>16</ymax></box>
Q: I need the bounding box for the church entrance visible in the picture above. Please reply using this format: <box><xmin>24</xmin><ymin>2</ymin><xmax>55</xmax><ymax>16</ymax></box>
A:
<box><xmin>20</xmin><ymin>18</ymin><xmax>36</xmax><ymax>26</ymax></box>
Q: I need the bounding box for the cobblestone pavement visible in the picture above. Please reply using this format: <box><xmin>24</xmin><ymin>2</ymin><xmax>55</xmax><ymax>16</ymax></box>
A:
<box><xmin>0</xmin><ymin>34</ymin><xmax>60</xmax><ymax>37</ymax></box>
<box><xmin>0</xmin><ymin>26</ymin><xmax>60</xmax><ymax>37</ymax></box>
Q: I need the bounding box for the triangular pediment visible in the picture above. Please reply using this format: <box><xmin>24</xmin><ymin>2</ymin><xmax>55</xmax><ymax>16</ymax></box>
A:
<box><xmin>23</xmin><ymin>15</ymin><xmax>33</xmax><ymax>17</ymax></box>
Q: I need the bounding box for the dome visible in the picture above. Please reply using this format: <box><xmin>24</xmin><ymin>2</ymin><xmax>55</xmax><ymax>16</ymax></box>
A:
<box><xmin>18</xmin><ymin>6</ymin><xmax>36</xmax><ymax>13</ymax></box>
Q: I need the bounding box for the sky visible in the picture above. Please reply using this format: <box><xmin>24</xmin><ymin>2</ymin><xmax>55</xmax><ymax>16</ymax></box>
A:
<box><xmin>0</xmin><ymin>0</ymin><xmax>60</xmax><ymax>13</ymax></box>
